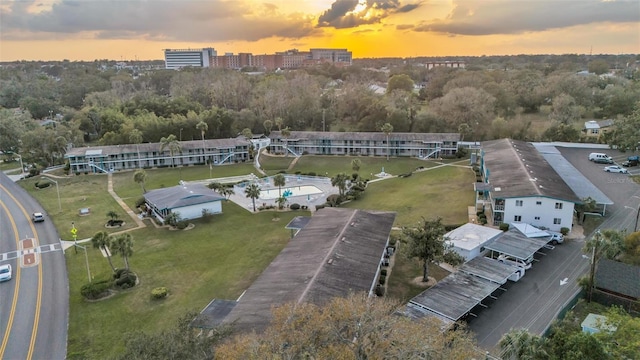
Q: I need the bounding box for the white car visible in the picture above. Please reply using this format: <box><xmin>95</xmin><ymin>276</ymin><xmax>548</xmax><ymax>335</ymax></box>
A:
<box><xmin>32</xmin><ymin>212</ymin><xmax>45</xmax><ymax>222</ymax></box>
<box><xmin>604</xmin><ymin>165</ymin><xmax>628</xmax><ymax>174</ymax></box>
<box><xmin>498</xmin><ymin>254</ymin><xmax>533</xmax><ymax>270</ymax></box>
<box><xmin>0</xmin><ymin>264</ymin><xmax>12</xmax><ymax>282</ymax></box>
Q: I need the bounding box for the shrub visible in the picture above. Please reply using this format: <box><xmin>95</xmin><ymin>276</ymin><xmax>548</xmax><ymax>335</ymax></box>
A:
<box><xmin>499</xmin><ymin>223</ymin><xmax>510</xmax><ymax>231</ymax></box>
<box><xmin>326</xmin><ymin>194</ymin><xmax>342</xmax><ymax>207</ymax></box>
<box><xmin>476</xmin><ymin>211</ymin><xmax>484</xmax><ymax>217</ymax></box>
<box><xmin>375</xmin><ymin>285</ymin><xmax>385</xmax><ymax>297</ymax></box>
<box><xmin>176</xmin><ymin>221</ymin><xmax>188</xmax><ymax>230</ymax></box>
<box><xmin>379</xmin><ymin>276</ymin><xmax>386</xmax><ymax>285</ymax></box>
<box><xmin>307</xmin><ymin>172</ymin><xmax>316</xmax><ymax>177</ymax></box>
<box><xmin>80</xmin><ymin>279</ymin><xmax>113</xmax><ymax>300</ymax></box>
<box><xmin>278</xmin><ymin>170</ymin><xmax>286</xmax><ymax>174</ymax></box>
<box><xmin>151</xmin><ymin>287</ymin><xmax>169</xmax><ymax>299</ymax></box>
<box><xmin>135</xmin><ymin>197</ymin><xmax>146</xmax><ymax>208</ymax></box>
<box><xmin>35</xmin><ymin>182</ymin><xmax>51</xmax><ymax>189</ymax></box>
<box><xmin>301</xmin><ymin>205</ymin><xmax>308</xmax><ymax>210</ymax></box>
<box><xmin>315</xmin><ymin>204</ymin><xmax>326</xmax><ymax>211</ymax></box>
<box><xmin>290</xmin><ymin>203</ymin><xmax>301</xmax><ymax>210</ymax></box>
<box><xmin>107</xmin><ymin>219</ymin><xmax>124</xmax><ymax>226</ymax></box>
<box><xmin>381</xmin><ymin>269</ymin><xmax>388</xmax><ymax>276</ymax></box>
<box><xmin>115</xmin><ymin>273</ymin><xmax>137</xmax><ymax>289</ymax></box>
<box><xmin>560</xmin><ymin>227</ymin><xmax>570</xmax><ymax>236</ymax></box>
<box><xmin>479</xmin><ymin>217</ymin><xmax>488</xmax><ymax>225</ymax></box>
<box><xmin>444</xmin><ymin>224</ymin><xmax>464</xmax><ymax>231</ymax></box>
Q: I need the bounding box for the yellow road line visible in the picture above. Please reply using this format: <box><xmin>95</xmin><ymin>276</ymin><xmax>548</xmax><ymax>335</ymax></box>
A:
<box><xmin>0</xmin><ymin>200</ymin><xmax>21</xmax><ymax>357</ymax></box>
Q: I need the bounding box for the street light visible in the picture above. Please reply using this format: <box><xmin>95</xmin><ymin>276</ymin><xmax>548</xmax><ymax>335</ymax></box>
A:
<box><xmin>624</xmin><ymin>205</ymin><xmax>640</xmax><ymax>233</ymax></box>
<box><xmin>15</xmin><ymin>153</ymin><xmax>24</xmax><ymax>177</ymax></box>
<box><xmin>179</xmin><ymin>128</ymin><xmax>183</xmax><ymax>142</ymax></box>
<box><xmin>41</xmin><ymin>176</ymin><xmax>61</xmax><ymax>212</ymax></box>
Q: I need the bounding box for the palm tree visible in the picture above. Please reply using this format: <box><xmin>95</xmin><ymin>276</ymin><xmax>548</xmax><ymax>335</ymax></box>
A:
<box><xmin>351</xmin><ymin>158</ymin><xmax>361</xmax><ymax>175</ymax></box>
<box><xmin>381</xmin><ymin>123</ymin><xmax>393</xmax><ymax>161</ymax></box>
<box><xmin>220</xmin><ymin>187</ymin><xmax>235</xmax><ymax>200</ymax></box>
<box><xmin>196</xmin><ymin>121</ymin><xmax>208</xmax><ymax>165</ymax></box>
<box><xmin>274</xmin><ymin>117</ymin><xmax>284</xmax><ymax>131</ymax></box>
<box><xmin>129</xmin><ymin>129</ymin><xmax>144</xmax><ymax>168</ymax></box>
<box><xmin>499</xmin><ymin>329</ymin><xmax>548</xmax><ymax>360</ymax></box>
<box><xmin>263</xmin><ymin>119</ymin><xmax>273</xmax><ymax>135</ymax></box>
<box><xmin>133</xmin><ymin>169</ymin><xmax>147</xmax><ymax>194</ymax></box>
<box><xmin>331</xmin><ymin>173</ymin><xmax>349</xmax><ymax>197</ymax></box>
<box><xmin>107</xmin><ymin>210</ymin><xmax>119</xmax><ymax>223</ymax></box>
<box><xmin>159</xmin><ymin>134</ymin><xmax>181</xmax><ymax>169</ymax></box>
<box><xmin>275</xmin><ymin>195</ymin><xmax>287</xmax><ymax>210</ymax></box>
<box><xmin>584</xmin><ymin>229</ymin><xmax>626</xmax><ymax>302</ymax></box>
<box><xmin>110</xmin><ymin>233</ymin><xmax>134</xmax><ymax>270</ymax></box>
<box><xmin>91</xmin><ymin>231</ymin><xmax>116</xmax><ymax>272</ymax></box>
<box><xmin>281</xmin><ymin>126</ymin><xmax>291</xmax><ymax>157</ymax></box>
<box><xmin>245</xmin><ymin>183</ymin><xmax>261</xmax><ymax>212</ymax></box>
<box><xmin>273</xmin><ymin>173</ymin><xmax>286</xmax><ymax>198</ymax></box>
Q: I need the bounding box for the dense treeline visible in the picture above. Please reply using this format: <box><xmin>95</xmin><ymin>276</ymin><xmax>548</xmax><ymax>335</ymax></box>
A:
<box><xmin>1</xmin><ymin>55</ymin><xmax>639</xmax><ymax>168</ymax></box>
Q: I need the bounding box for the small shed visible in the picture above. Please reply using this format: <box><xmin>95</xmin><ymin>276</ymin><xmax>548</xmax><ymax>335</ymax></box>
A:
<box><xmin>144</xmin><ymin>183</ymin><xmax>224</xmax><ymax>223</ymax></box>
<box><xmin>445</xmin><ymin>223</ymin><xmax>503</xmax><ymax>261</ymax></box>
<box><xmin>581</xmin><ymin>313</ymin><xmax>616</xmax><ymax>334</ymax></box>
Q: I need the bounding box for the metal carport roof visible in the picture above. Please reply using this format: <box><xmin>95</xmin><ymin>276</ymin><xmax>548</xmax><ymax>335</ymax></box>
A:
<box><xmin>532</xmin><ymin>143</ymin><xmax>613</xmax><ymax>206</ymax></box>
<box><xmin>458</xmin><ymin>256</ymin><xmax>521</xmax><ymax>285</ymax></box>
<box><xmin>408</xmin><ymin>272</ymin><xmax>501</xmax><ymax>322</ymax></box>
<box><xmin>484</xmin><ymin>229</ymin><xmax>549</xmax><ymax>261</ymax></box>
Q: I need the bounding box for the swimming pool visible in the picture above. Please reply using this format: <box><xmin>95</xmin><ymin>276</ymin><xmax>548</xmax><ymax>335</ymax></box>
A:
<box><xmin>259</xmin><ymin>185</ymin><xmax>323</xmax><ymax>200</ymax></box>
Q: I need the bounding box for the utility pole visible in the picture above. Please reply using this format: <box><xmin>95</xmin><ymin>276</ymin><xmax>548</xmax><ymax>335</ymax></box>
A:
<box><xmin>322</xmin><ymin>109</ymin><xmax>326</xmax><ymax>132</ymax></box>
<box><xmin>588</xmin><ymin>231</ymin><xmax>601</xmax><ymax>303</ymax></box>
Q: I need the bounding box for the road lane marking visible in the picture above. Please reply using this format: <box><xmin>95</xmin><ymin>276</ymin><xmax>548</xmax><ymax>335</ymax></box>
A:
<box><xmin>0</xmin><ymin>183</ymin><xmax>44</xmax><ymax>360</ymax></box>
<box><xmin>0</xmin><ymin>198</ymin><xmax>22</xmax><ymax>358</ymax></box>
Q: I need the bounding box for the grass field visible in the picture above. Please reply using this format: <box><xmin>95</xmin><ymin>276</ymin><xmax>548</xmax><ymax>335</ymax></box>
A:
<box><xmin>20</xmin><ymin>156</ymin><xmax>476</xmax><ymax>358</ymax></box>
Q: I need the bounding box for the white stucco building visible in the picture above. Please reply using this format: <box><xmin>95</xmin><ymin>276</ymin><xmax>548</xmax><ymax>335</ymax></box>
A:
<box><xmin>477</xmin><ymin>139</ymin><xmax>580</xmax><ymax>232</ymax></box>
<box><xmin>144</xmin><ymin>183</ymin><xmax>224</xmax><ymax>223</ymax></box>
<box><xmin>445</xmin><ymin>223</ymin><xmax>503</xmax><ymax>261</ymax></box>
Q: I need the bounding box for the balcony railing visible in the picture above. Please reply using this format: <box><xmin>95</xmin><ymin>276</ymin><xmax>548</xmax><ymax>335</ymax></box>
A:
<box><xmin>494</xmin><ymin>205</ymin><xmax>505</xmax><ymax>211</ymax></box>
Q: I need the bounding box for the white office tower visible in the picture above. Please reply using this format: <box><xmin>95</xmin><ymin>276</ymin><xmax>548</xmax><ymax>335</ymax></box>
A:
<box><xmin>164</xmin><ymin>48</ymin><xmax>217</xmax><ymax>70</ymax></box>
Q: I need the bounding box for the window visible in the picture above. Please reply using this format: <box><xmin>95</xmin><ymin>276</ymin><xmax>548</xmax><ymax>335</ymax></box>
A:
<box><xmin>514</xmin><ymin>215</ymin><xmax>522</xmax><ymax>222</ymax></box>
<box><xmin>555</xmin><ymin>202</ymin><xmax>563</xmax><ymax>209</ymax></box>
<box><xmin>515</xmin><ymin>200</ymin><xmax>523</xmax><ymax>207</ymax></box>
<box><xmin>536</xmin><ymin>201</ymin><xmax>542</xmax><ymax>205</ymax></box>
<box><xmin>534</xmin><ymin>216</ymin><xmax>540</xmax><ymax>220</ymax></box>
<box><xmin>554</xmin><ymin>218</ymin><xmax>561</xmax><ymax>225</ymax></box>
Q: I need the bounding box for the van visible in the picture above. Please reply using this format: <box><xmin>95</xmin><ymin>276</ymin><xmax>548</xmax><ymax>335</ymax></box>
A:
<box><xmin>589</xmin><ymin>153</ymin><xmax>613</xmax><ymax>163</ymax></box>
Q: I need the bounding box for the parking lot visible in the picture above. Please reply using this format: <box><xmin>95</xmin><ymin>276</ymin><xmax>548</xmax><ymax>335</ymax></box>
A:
<box><xmin>469</xmin><ymin>145</ymin><xmax>640</xmax><ymax>354</ymax></box>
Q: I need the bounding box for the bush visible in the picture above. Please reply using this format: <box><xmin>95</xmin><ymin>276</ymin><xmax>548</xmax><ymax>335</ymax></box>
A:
<box><xmin>479</xmin><ymin>217</ymin><xmax>488</xmax><ymax>225</ymax></box>
<box><xmin>476</xmin><ymin>211</ymin><xmax>485</xmax><ymax>217</ymax></box>
<box><xmin>290</xmin><ymin>203</ymin><xmax>300</xmax><ymax>210</ymax></box>
<box><xmin>499</xmin><ymin>223</ymin><xmax>510</xmax><ymax>231</ymax></box>
<box><xmin>301</xmin><ymin>205</ymin><xmax>308</xmax><ymax>210</ymax></box>
<box><xmin>379</xmin><ymin>276</ymin><xmax>386</xmax><ymax>285</ymax></box>
<box><xmin>80</xmin><ymin>279</ymin><xmax>113</xmax><ymax>300</ymax></box>
<box><xmin>560</xmin><ymin>227</ymin><xmax>570</xmax><ymax>235</ymax></box>
<box><xmin>34</xmin><ymin>182</ymin><xmax>51</xmax><ymax>189</ymax></box>
<box><xmin>326</xmin><ymin>194</ymin><xmax>342</xmax><ymax>207</ymax></box>
<box><xmin>176</xmin><ymin>221</ymin><xmax>188</xmax><ymax>230</ymax></box>
<box><xmin>107</xmin><ymin>219</ymin><xmax>124</xmax><ymax>227</ymax></box>
<box><xmin>315</xmin><ymin>204</ymin><xmax>326</xmax><ymax>211</ymax></box>
<box><xmin>375</xmin><ymin>285</ymin><xmax>385</xmax><ymax>297</ymax></box>
<box><xmin>115</xmin><ymin>273</ymin><xmax>137</xmax><ymax>289</ymax></box>
<box><xmin>307</xmin><ymin>172</ymin><xmax>316</xmax><ymax>177</ymax></box>
<box><xmin>151</xmin><ymin>287</ymin><xmax>169</xmax><ymax>300</ymax></box>
<box><xmin>381</xmin><ymin>269</ymin><xmax>388</xmax><ymax>276</ymax></box>
<box><xmin>135</xmin><ymin>197</ymin><xmax>146</xmax><ymax>208</ymax></box>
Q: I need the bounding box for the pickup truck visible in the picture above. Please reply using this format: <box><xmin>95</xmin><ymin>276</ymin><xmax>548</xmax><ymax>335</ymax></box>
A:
<box><xmin>622</xmin><ymin>156</ymin><xmax>639</xmax><ymax>167</ymax></box>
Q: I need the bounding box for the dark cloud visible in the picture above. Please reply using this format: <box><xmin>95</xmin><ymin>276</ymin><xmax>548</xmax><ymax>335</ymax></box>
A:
<box><xmin>415</xmin><ymin>0</ymin><xmax>639</xmax><ymax>36</ymax></box>
<box><xmin>0</xmin><ymin>0</ymin><xmax>319</xmax><ymax>42</ymax></box>
<box><xmin>318</xmin><ymin>0</ymin><xmax>421</xmax><ymax>28</ymax></box>
<box><xmin>318</xmin><ymin>0</ymin><xmax>358</xmax><ymax>26</ymax></box>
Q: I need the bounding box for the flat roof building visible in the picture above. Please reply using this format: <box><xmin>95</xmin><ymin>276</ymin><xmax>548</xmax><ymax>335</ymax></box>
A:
<box><xmin>164</xmin><ymin>48</ymin><xmax>217</xmax><ymax>70</ymax></box>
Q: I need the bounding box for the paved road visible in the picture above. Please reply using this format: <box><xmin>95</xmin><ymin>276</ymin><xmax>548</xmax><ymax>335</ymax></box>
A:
<box><xmin>468</xmin><ymin>145</ymin><xmax>640</xmax><ymax>356</ymax></box>
<box><xmin>0</xmin><ymin>172</ymin><xmax>68</xmax><ymax>360</ymax></box>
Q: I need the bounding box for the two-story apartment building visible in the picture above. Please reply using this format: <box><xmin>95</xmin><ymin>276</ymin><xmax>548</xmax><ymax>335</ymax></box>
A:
<box><xmin>268</xmin><ymin>131</ymin><xmax>459</xmax><ymax>159</ymax></box>
<box><xmin>478</xmin><ymin>139</ymin><xmax>580</xmax><ymax>232</ymax></box>
<box><xmin>65</xmin><ymin>138</ymin><xmax>251</xmax><ymax>173</ymax></box>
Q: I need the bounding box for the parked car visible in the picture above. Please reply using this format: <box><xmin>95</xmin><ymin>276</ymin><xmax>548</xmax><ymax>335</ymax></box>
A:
<box><xmin>604</xmin><ymin>165</ymin><xmax>629</xmax><ymax>174</ymax></box>
<box><xmin>548</xmin><ymin>232</ymin><xmax>564</xmax><ymax>245</ymax></box>
<box><xmin>32</xmin><ymin>212</ymin><xmax>45</xmax><ymax>222</ymax></box>
<box><xmin>0</xmin><ymin>264</ymin><xmax>12</xmax><ymax>282</ymax></box>
<box><xmin>622</xmin><ymin>155</ymin><xmax>639</xmax><ymax>167</ymax></box>
<box><xmin>589</xmin><ymin>153</ymin><xmax>613</xmax><ymax>163</ymax></box>
<box><xmin>498</xmin><ymin>254</ymin><xmax>533</xmax><ymax>270</ymax></box>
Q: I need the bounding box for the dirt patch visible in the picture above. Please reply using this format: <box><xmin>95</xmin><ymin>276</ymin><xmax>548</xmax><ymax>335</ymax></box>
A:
<box><xmin>410</xmin><ymin>276</ymin><xmax>437</xmax><ymax>288</ymax></box>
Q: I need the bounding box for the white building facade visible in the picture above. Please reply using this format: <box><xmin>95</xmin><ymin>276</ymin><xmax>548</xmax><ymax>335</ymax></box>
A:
<box><xmin>164</xmin><ymin>48</ymin><xmax>217</xmax><ymax>69</ymax></box>
<box><xmin>501</xmin><ymin>196</ymin><xmax>574</xmax><ymax>232</ymax></box>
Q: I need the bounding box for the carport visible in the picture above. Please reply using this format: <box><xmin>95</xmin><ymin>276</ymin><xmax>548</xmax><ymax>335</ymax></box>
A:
<box><xmin>405</xmin><ymin>272</ymin><xmax>502</xmax><ymax>324</ymax></box>
<box><xmin>459</xmin><ymin>256</ymin><xmax>521</xmax><ymax>285</ymax></box>
<box><xmin>533</xmin><ymin>143</ymin><xmax>613</xmax><ymax>215</ymax></box>
<box><xmin>484</xmin><ymin>228</ymin><xmax>549</xmax><ymax>263</ymax></box>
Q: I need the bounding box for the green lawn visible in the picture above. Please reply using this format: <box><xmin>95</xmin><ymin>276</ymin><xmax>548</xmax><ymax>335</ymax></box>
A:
<box><xmin>20</xmin><ymin>158</ymin><xmax>476</xmax><ymax>358</ymax></box>
<box><xmin>342</xmin><ymin>164</ymin><xmax>474</xmax><ymax>227</ymax></box>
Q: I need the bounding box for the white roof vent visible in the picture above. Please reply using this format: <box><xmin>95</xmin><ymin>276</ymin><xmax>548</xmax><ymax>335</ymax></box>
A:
<box><xmin>494</xmin><ymin>187</ymin><xmax>502</xmax><ymax>191</ymax></box>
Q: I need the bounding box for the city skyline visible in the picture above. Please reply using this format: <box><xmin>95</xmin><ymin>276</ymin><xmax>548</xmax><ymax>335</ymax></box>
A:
<box><xmin>1</xmin><ymin>0</ymin><xmax>638</xmax><ymax>62</ymax></box>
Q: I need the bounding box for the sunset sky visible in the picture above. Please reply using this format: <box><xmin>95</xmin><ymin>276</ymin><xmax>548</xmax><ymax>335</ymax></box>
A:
<box><xmin>0</xmin><ymin>0</ymin><xmax>638</xmax><ymax>61</ymax></box>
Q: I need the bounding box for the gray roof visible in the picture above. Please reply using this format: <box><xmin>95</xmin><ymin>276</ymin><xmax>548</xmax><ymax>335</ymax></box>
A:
<box><xmin>66</xmin><ymin>138</ymin><xmax>250</xmax><ymax>157</ymax></box>
<box><xmin>408</xmin><ymin>272</ymin><xmax>500</xmax><ymax>322</ymax></box>
<box><xmin>223</xmin><ymin>208</ymin><xmax>396</xmax><ymax>333</ymax></box>
<box><xmin>144</xmin><ymin>183</ymin><xmax>224</xmax><ymax>211</ymax></box>
<box><xmin>483</xmin><ymin>228</ymin><xmax>549</xmax><ymax>261</ymax></box>
<box><xmin>269</xmin><ymin>131</ymin><xmax>460</xmax><ymax>143</ymax></box>
<box><xmin>482</xmin><ymin>139</ymin><xmax>580</xmax><ymax>203</ymax></box>
<box><xmin>191</xmin><ymin>299</ymin><xmax>237</xmax><ymax>329</ymax></box>
<box><xmin>595</xmin><ymin>259</ymin><xmax>640</xmax><ymax>299</ymax></box>
<box><xmin>285</xmin><ymin>216</ymin><xmax>312</xmax><ymax>230</ymax></box>
<box><xmin>533</xmin><ymin>143</ymin><xmax>613</xmax><ymax>205</ymax></box>
<box><xmin>458</xmin><ymin>256</ymin><xmax>520</xmax><ymax>285</ymax></box>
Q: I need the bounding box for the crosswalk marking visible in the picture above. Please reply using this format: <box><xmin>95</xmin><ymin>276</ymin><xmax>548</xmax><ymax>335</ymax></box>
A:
<box><xmin>0</xmin><ymin>243</ymin><xmax>63</xmax><ymax>262</ymax></box>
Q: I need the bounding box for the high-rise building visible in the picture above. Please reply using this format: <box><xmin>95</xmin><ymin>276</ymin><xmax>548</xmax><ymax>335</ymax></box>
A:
<box><xmin>310</xmin><ymin>48</ymin><xmax>352</xmax><ymax>66</ymax></box>
<box><xmin>164</xmin><ymin>48</ymin><xmax>217</xmax><ymax>70</ymax></box>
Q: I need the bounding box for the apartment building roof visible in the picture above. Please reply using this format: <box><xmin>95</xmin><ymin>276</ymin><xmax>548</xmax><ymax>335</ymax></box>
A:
<box><xmin>481</xmin><ymin>139</ymin><xmax>580</xmax><ymax>203</ymax></box>
<box><xmin>269</xmin><ymin>131</ymin><xmax>460</xmax><ymax>143</ymax></box>
<box><xmin>144</xmin><ymin>183</ymin><xmax>224</xmax><ymax>211</ymax></box>
<box><xmin>65</xmin><ymin>138</ymin><xmax>250</xmax><ymax>157</ymax></box>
